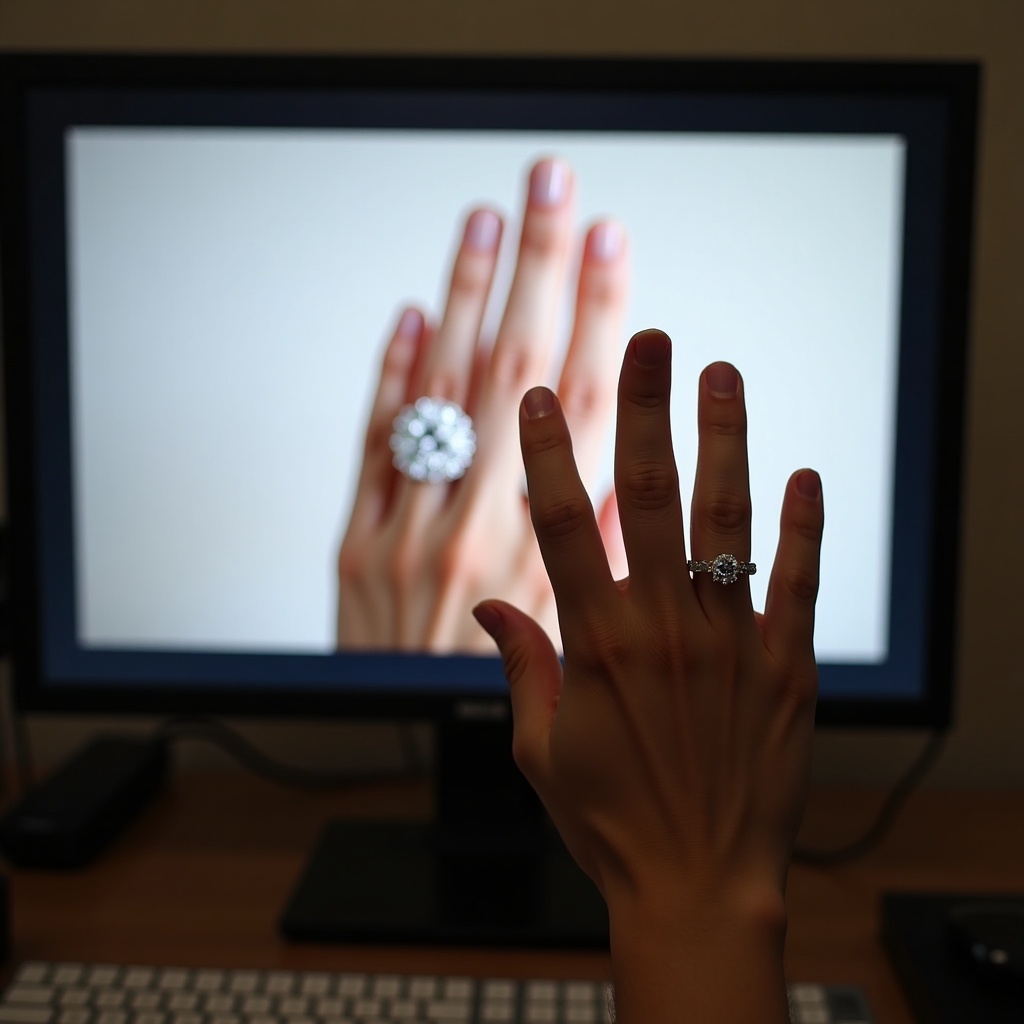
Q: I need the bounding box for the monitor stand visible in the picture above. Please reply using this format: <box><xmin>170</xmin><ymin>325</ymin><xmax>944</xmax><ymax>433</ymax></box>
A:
<box><xmin>278</xmin><ymin>709</ymin><xmax>609</xmax><ymax>947</ymax></box>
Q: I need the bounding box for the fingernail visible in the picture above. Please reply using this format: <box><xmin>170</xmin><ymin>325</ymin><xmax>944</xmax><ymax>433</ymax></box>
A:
<box><xmin>472</xmin><ymin>603</ymin><xmax>503</xmax><ymax>640</ymax></box>
<box><xmin>634</xmin><ymin>329</ymin><xmax>669</xmax><ymax>368</ymax></box>
<box><xmin>706</xmin><ymin>361</ymin><xmax>738</xmax><ymax>397</ymax></box>
<box><xmin>396</xmin><ymin>308</ymin><xmax>422</xmax><ymax>337</ymax></box>
<box><xmin>464</xmin><ymin>208</ymin><xmax>501</xmax><ymax>251</ymax></box>
<box><xmin>529</xmin><ymin>158</ymin><xmax>569</xmax><ymax>207</ymax></box>
<box><xmin>523</xmin><ymin>386</ymin><xmax>555</xmax><ymax>419</ymax></box>
<box><xmin>588</xmin><ymin>220</ymin><xmax>623</xmax><ymax>261</ymax></box>
<box><xmin>796</xmin><ymin>469</ymin><xmax>821</xmax><ymax>500</ymax></box>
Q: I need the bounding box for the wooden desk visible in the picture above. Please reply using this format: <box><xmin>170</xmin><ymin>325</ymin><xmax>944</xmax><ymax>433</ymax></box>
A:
<box><xmin>3</xmin><ymin>771</ymin><xmax>1023</xmax><ymax>1023</ymax></box>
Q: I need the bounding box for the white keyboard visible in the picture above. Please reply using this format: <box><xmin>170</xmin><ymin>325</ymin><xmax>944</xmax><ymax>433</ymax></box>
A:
<box><xmin>0</xmin><ymin>962</ymin><xmax>875</xmax><ymax>1024</ymax></box>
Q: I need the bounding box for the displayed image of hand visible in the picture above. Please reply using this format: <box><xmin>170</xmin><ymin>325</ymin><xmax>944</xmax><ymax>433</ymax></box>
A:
<box><xmin>337</xmin><ymin>157</ymin><xmax>629</xmax><ymax>652</ymax></box>
<box><xmin>473</xmin><ymin>332</ymin><xmax>824</xmax><ymax>1022</ymax></box>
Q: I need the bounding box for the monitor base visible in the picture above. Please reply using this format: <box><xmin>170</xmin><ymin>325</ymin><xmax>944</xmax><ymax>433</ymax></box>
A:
<box><xmin>278</xmin><ymin>818</ymin><xmax>608</xmax><ymax>948</ymax></box>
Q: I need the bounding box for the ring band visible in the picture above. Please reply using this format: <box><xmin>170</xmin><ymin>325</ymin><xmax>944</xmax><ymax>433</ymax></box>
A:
<box><xmin>390</xmin><ymin>396</ymin><xmax>476</xmax><ymax>483</ymax></box>
<box><xmin>687</xmin><ymin>553</ymin><xmax>757</xmax><ymax>585</ymax></box>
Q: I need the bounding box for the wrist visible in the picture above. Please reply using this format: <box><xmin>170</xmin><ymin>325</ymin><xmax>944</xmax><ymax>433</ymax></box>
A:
<box><xmin>605</xmin><ymin>883</ymin><xmax>790</xmax><ymax>1024</ymax></box>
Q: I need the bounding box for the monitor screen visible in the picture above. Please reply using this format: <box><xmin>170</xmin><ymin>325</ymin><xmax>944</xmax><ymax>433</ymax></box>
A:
<box><xmin>1</xmin><ymin>55</ymin><xmax>978</xmax><ymax>726</ymax></box>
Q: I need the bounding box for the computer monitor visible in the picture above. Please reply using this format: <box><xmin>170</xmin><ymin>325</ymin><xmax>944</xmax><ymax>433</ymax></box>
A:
<box><xmin>0</xmin><ymin>53</ymin><xmax>978</xmax><ymax>944</ymax></box>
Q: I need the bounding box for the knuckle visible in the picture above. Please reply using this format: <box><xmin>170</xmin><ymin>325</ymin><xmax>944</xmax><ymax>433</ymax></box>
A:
<box><xmin>490</xmin><ymin>342</ymin><xmax>538</xmax><ymax>393</ymax></box>
<box><xmin>702</xmin><ymin>491</ymin><xmax>750</xmax><ymax>535</ymax></box>
<box><xmin>578</xmin><ymin>271</ymin><xmax>622</xmax><ymax>308</ymax></box>
<box><xmin>621</xmin><ymin>459</ymin><xmax>679</xmax><ymax>512</ymax></box>
<box><xmin>779</xmin><ymin>565</ymin><xmax>819</xmax><ymax>603</ymax></box>
<box><xmin>558</xmin><ymin>376</ymin><xmax>612</xmax><ymax>421</ymax></box>
<box><xmin>705</xmin><ymin>415</ymin><xmax>746</xmax><ymax>439</ymax></box>
<box><xmin>510</xmin><ymin>728</ymin><xmax>541</xmax><ymax>782</ymax></box>
<box><xmin>336</xmin><ymin>543</ymin><xmax>365</xmax><ymax>585</ymax></box>
<box><xmin>531</xmin><ymin>494</ymin><xmax>591</xmax><ymax>542</ymax></box>
<box><xmin>521</xmin><ymin>421</ymin><xmax>566</xmax><ymax>460</ymax></box>
<box><xmin>421</xmin><ymin>370</ymin><xmax>460</xmax><ymax>402</ymax></box>
<box><xmin>791</xmin><ymin>514</ymin><xmax>825</xmax><ymax>544</ymax></box>
<box><xmin>623</xmin><ymin>386</ymin><xmax>665</xmax><ymax>413</ymax></box>
<box><xmin>519</xmin><ymin>218</ymin><xmax>569</xmax><ymax>261</ymax></box>
<box><xmin>448</xmin><ymin>257</ymin><xmax>490</xmax><ymax>300</ymax></box>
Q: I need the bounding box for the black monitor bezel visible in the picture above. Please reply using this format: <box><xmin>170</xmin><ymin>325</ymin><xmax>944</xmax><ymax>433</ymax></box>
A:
<box><xmin>0</xmin><ymin>53</ymin><xmax>979</xmax><ymax>727</ymax></box>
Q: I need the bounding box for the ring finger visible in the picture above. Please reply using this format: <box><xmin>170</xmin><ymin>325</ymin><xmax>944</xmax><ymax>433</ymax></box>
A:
<box><xmin>689</xmin><ymin>361</ymin><xmax>755</xmax><ymax>620</ymax></box>
<box><xmin>470</xmin><ymin>157</ymin><xmax>576</xmax><ymax>488</ymax></box>
<box><xmin>414</xmin><ymin>206</ymin><xmax>503</xmax><ymax>408</ymax></box>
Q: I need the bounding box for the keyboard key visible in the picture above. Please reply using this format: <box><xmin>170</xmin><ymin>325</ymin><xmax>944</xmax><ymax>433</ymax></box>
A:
<box><xmin>56</xmin><ymin>1012</ymin><xmax>89</xmax><ymax>1024</ymax></box>
<box><xmin>482</xmin><ymin>981</ymin><xmax>515</xmax><ymax>1001</ymax></box>
<box><xmin>57</xmin><ymin>993</ymin><xmax>89</xmax><ymax>1008</ymax></box>
<box><xmin>13</xmin><ymin>968</ymin><xmax>49</xmax><ymax>987</ymax></box>
<box><xmin>267</xmin><ymin>975</ymin><xmax>297</xmax><ymax>996</ymax></box>
<box><xmin>480</xmin><ymin>1003</ymin><xmax>515</xmax><ymax>1021</ymax></box>
<box><xmin>169</xmin><ymin>1014</ymin><xmax>202</xmax><ymax>1024</ymax></box>
<box><xmin>440</xmin><ymin>980</ymin><xmax>472</xmax><ymax>1001</ymax></box>
<box><xmin>51</xmin><ymin>970</ymin><xmax>84</xmax><ymax>988</ymax></box>
<box><xmin>406</xmin><ymin>978</ymin><xmax>436</xmax><ymax>1000</ymax></box>
<box><xmin>524</xmin><ymin>1004</ymin><xmax>559</xmax><ymax>1023</ymax></box>
<box><xmin>298</xmin><ymin>977</ymin><xmax>331</xmax><ymax>997</ymax></box>
<box><xmin>335</xmin><ymin>976</ymin><xmax>366</xmax><ymax>998</ymax></box>
<box><xmin>0</xmin><ymin>1009</ymin><xmax>55</xmax><ymax>1024</ymax></box>
<box><xmin>370</xmin><ymin>978</ymin><xmax>401</xmax><ymax>999</ymax></box>
<box><xmin>84</xmin><ymin>972</ymin><xmax>118</xmax><ymax>991</ymax></box>
<box><xmin>128</xmin><ymin>994</ymin><xmax>161</xmax><ymax>1011</ymax></box>
<box><xmin>5</xmin><ymin>988</ymin><xmax>54</xmax><ymax>1005</ymax></box>
<box><xmin>156</xmin><ymin>973</ymin><xmax>189</xmax><ymax>992</ymax></box>
<box><xmin>424</xmin><ymin>1000</ymin><xmax>471</xmax><ymax>1023</ymax></box>
<box><xmin>312</xmin><ymin>999</ymin><xmax>344</xmax><ymax>1017</ymax></box>
<box><xmin>525</xmin><ymin>982</ymin><xmax>558</xmax><ymax>1003</ymax></box>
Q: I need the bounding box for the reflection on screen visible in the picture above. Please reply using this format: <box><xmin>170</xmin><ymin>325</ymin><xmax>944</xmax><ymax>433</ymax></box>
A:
<box><xmin>68</xmin><ymin>128</ymin><xmax>903</xmax><ymax>663</ymax></box>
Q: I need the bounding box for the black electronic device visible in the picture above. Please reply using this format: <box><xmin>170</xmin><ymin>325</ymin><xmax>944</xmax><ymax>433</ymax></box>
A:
<box><xmin>947</xmin><ymin>901</ymin><xmax>1024</xmax><ymax>989</ymax></box>
<box><xmin>0</xmin><ymin>735</ymin><xmax>167</xmax><ymax>869</ymax></box>
<box><xmin>0</xmin><ymin>53</ymin><xmax>979</xmax><ymax>943</ymax></box>
<box><xmin>883</xmin><ymin>892</ymin><xmax>1024</xmax><ymax>1023</ymax></box>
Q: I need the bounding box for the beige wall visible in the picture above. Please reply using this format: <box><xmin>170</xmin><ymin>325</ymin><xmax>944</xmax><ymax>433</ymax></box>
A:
<box><xmin>0</xmin><ymin>0</ymin><xmax>1022</xmax><ymax>789</ymax></box>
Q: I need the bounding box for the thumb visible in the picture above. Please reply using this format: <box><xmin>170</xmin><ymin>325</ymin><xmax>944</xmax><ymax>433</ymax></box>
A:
<box><xmin>472</xmin><ymin>598</ymin><xmax>562</xmax><ymax>785</ymax></box>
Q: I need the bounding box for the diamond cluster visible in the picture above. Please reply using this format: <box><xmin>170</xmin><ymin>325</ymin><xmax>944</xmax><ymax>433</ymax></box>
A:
<box><xmin>390</xmin><ymin>397</ymin><xmax>477</xmax><ymax>483</ymax></box>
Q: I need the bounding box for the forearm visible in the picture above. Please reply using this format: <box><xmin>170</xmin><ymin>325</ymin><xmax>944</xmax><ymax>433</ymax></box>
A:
<box><xmin>606</xmin><ymin>887</ymin><xmax>791</xmax><ymax>1024</ymax></box>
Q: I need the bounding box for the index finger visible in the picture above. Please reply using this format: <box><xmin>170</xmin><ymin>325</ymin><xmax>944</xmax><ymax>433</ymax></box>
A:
<box><xmin>520</xmin><ymin>386</ymin><xmax>616</xmax><ymax>632</ymax></box>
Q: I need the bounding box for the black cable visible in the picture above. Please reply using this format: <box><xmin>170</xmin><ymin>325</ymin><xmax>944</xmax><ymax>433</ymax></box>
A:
<box><xmin>154</xmin><ymin>715</ymin><xmax>427</xmax><ymax>790</ymax></box>
<box><xmin>793</xmin><ymin>730</ymin><xmax>948</xmax><ymax>867</ymax></box>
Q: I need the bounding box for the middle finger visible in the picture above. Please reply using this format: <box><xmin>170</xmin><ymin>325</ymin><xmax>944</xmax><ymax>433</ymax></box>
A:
<box><xmin>689</xmin><ymin>361</ymin><xmax>756</xmax><ymax>621</ymax></box>
<box><xmin>471</xmin><ymin>157</ymin><xmax>576</xmax><ymax>481</ymax></box>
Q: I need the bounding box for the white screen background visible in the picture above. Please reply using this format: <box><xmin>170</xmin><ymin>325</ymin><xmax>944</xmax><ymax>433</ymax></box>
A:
<box><xmin>67</xmin><ymin>128</ymin><xmax>903</xmax><ymax>660</ymax></box>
